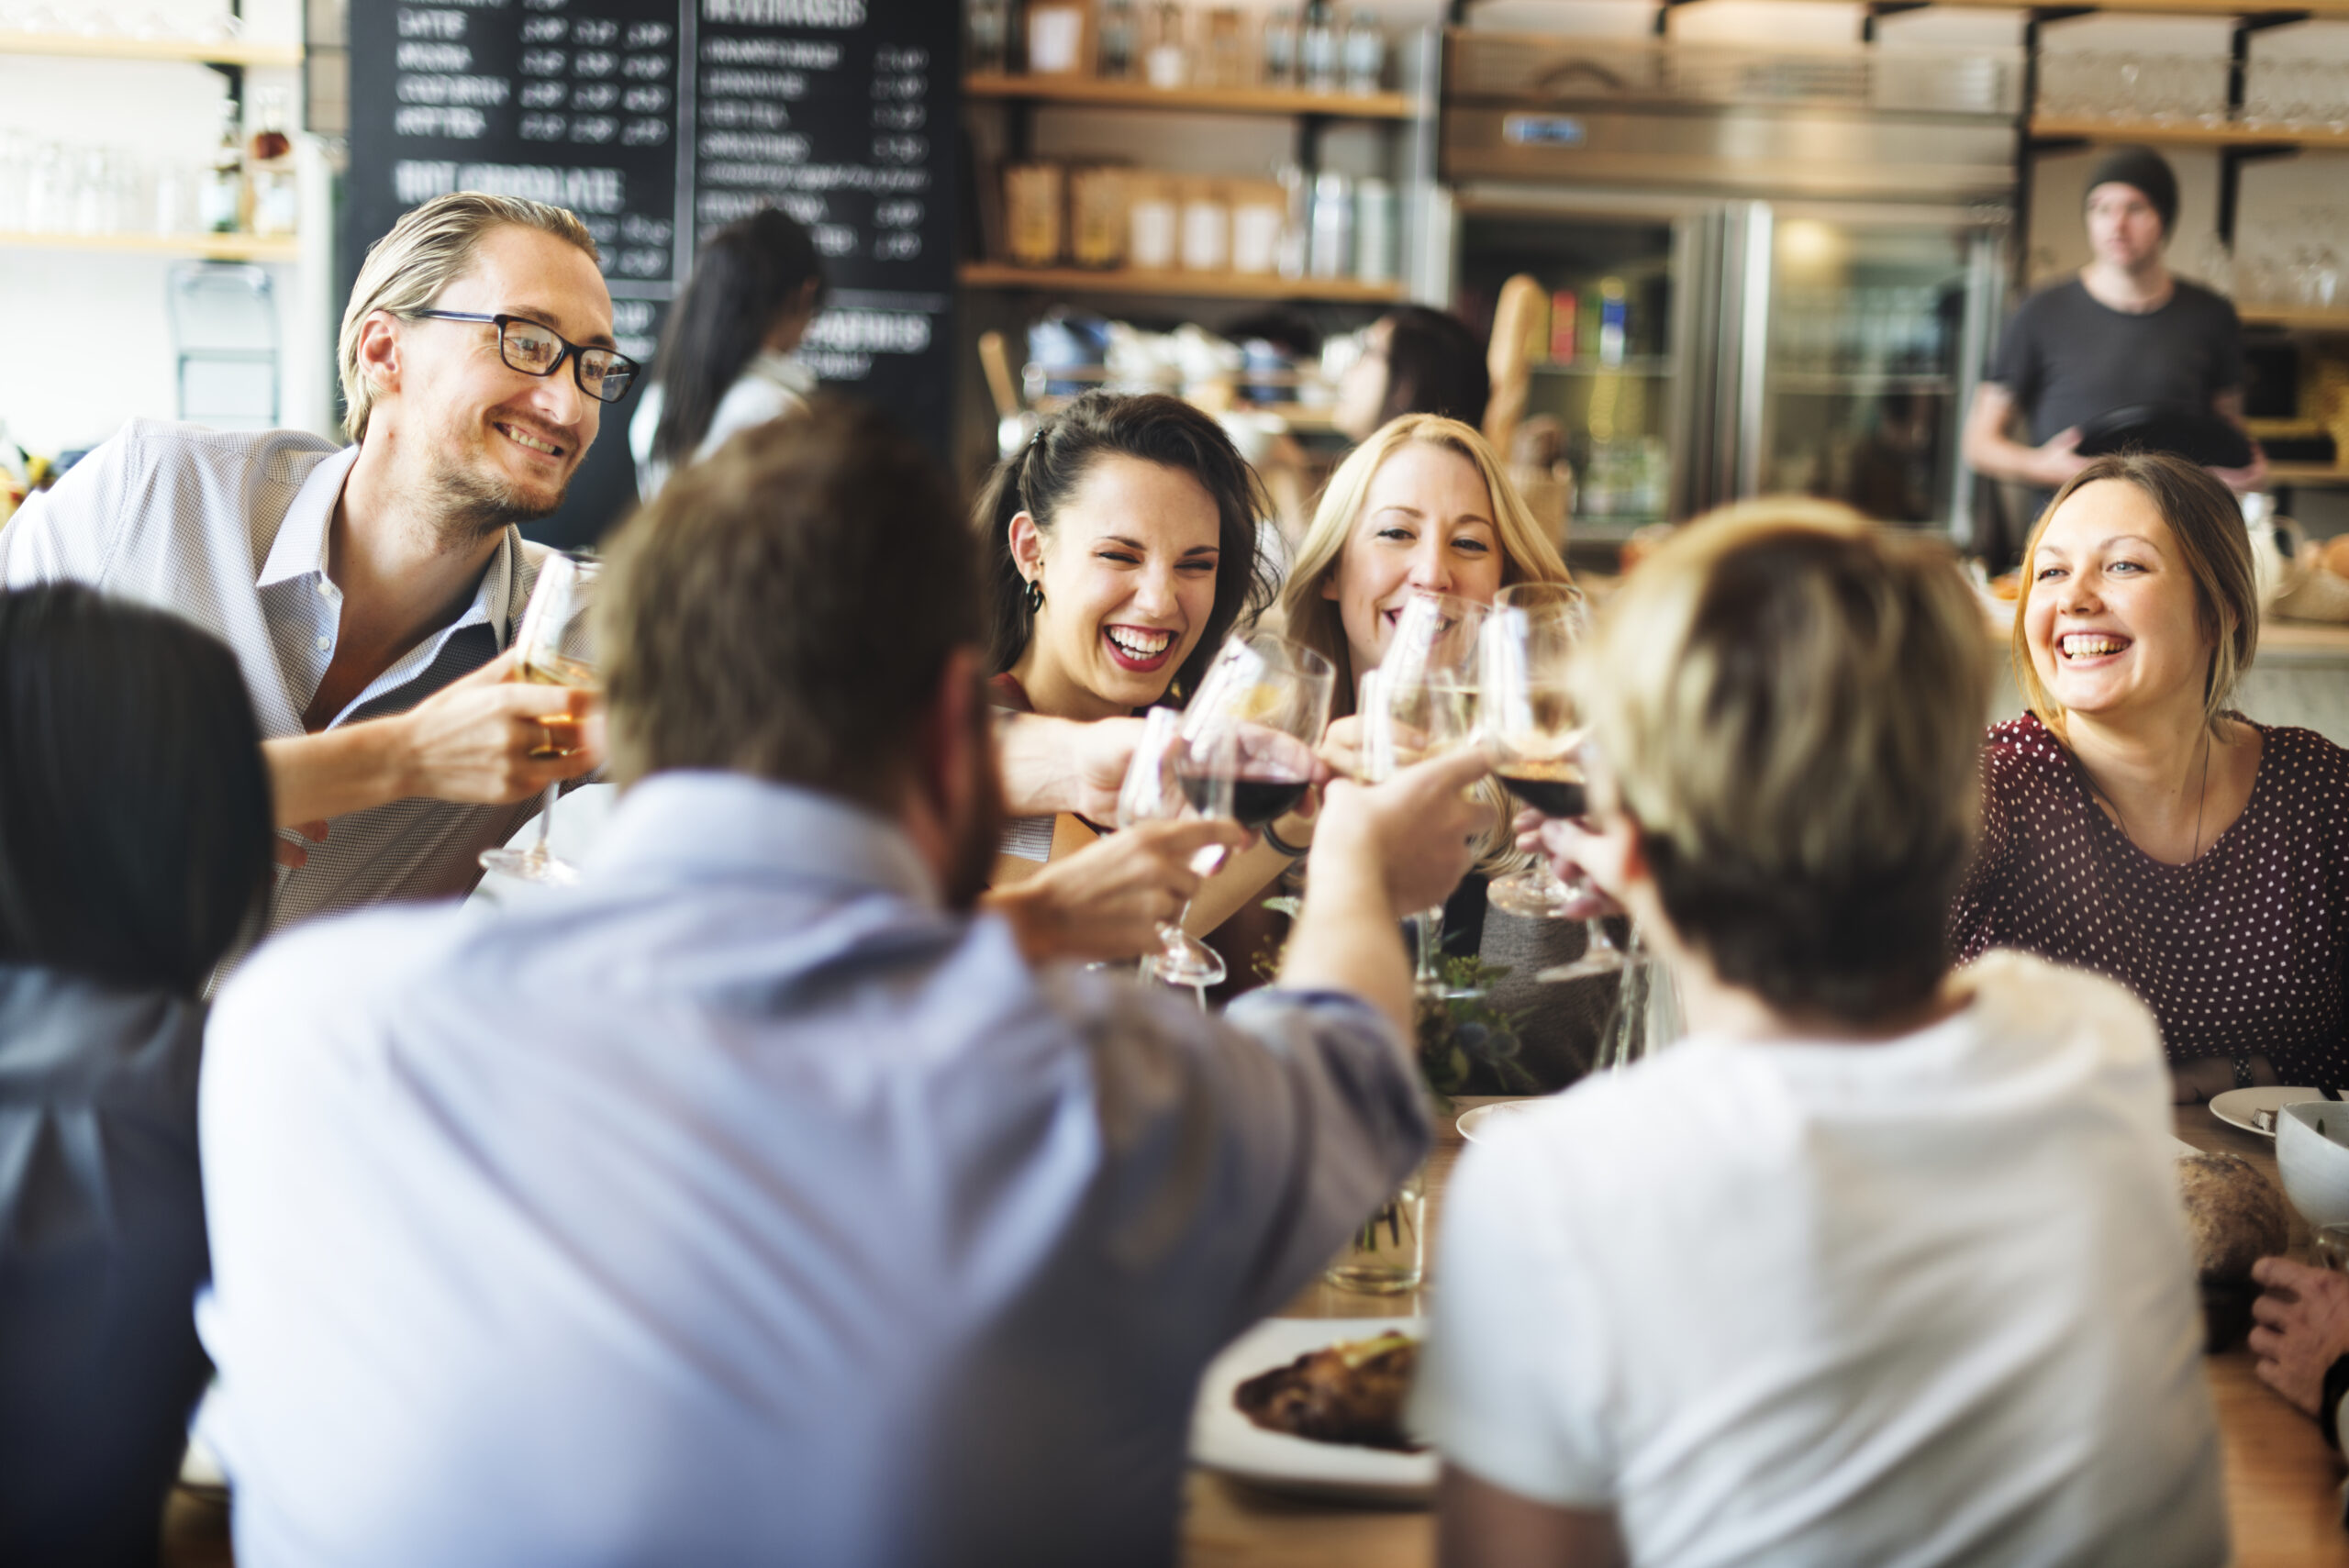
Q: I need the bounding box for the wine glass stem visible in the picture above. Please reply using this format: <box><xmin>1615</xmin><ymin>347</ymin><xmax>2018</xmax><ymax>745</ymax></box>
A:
<box><xmin>1413</xmin><ymin>907</ymin><xmax>1444</xmax><ymax>986</ymax></box>
<box><xmin>532</xmin><ymin>781</ymin><xmax>559</xmax><ymax>861</ymax></box>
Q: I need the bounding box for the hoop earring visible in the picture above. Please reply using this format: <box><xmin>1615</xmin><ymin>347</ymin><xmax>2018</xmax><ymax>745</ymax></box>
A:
<box><xmin>1025</xmin><ymin>580</ymin><xmax>1045</xmax><ymax>616</ymax></box>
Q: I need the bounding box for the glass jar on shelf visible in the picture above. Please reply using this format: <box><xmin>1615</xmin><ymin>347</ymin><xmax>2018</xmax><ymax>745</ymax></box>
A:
<box><xmin>249</xmin><ymin>87</ymin><xmax>297</xmax><ymax>238</ymax></box>
<box><xmin>1300</xmin><ymin>0</ymin><xmax>1338</xmax><ymax>94</ymax></box>
<box><xmin>1262</xmin><ymin>8</ymin><xmax>1298</xmax><ymax>88</ymax></box>
<box><xmin>1342</xmin><ymin>9</ymin><xmax>1386</xmax><ymax>95</ymax></box>
<box><xmin>1098</xmin><ymin>0</ymin><xmax>1137</xmax><ymax>80</ymax></box>
<box><xmin>1144</xmin><ymin>1</ymin><xmax>1187</xmax><ymax>89</ymax></box>
<box><xmin>197</xmin><ymin>98</ymin><xmax>244</xmax><ymax>235</ymax></box>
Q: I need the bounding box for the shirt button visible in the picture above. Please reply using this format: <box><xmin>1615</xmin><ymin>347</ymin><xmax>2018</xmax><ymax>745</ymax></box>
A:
<box><xmin>315</xmin><ymin>580</ymin><xmax>330</xmax><ymax>595</ymax></box>
<box><xmin>316</xmin><ymin>635</ymin><xmax>331</xmax><ymax>651</ymax></box>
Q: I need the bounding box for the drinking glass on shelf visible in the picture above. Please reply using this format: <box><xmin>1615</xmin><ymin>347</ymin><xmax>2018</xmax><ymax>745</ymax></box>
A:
<box><xmin>1116</xmin><ymin>706</ymin><xmax>1230</xmax><ymax>988</ymax></box>
<box><xmin>478</xmin><ymin>553</ymin><xmax>599</xmax><ymax>886</ymax></box>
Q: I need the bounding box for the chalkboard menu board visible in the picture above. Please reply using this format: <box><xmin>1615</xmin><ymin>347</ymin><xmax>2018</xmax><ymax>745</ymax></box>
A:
<box><xmin>347</xmin><ymin>0</ymin><xmax>959</xmax><ymax>547</ymax></box>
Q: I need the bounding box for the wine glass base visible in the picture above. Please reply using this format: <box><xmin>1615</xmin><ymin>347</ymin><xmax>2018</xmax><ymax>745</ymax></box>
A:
<box><xmin>1485</xmin><ymin>883</ymin><xmax>1579</xmax><ymax>919</ymax></box>
<box><xmin>1535</xmin><ymin>953</ymin><xmax>1627</xmax><ymax>984</ymax></box>
<box><xmin>478</xmin><ymin>846</ymin><xmax>580</xmax><ymax>886</ymax></box>
<box><xmin>1145</xmin><ymin>937</ymin><xmax>1227</xmax><ymax>990</ymax></box>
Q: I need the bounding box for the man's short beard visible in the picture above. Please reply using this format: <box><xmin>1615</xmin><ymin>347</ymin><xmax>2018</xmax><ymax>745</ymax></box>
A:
<box><xmin>421</xmin><ymin>443</ymin><xmax>565</xmax><ymax>551</ymax></box>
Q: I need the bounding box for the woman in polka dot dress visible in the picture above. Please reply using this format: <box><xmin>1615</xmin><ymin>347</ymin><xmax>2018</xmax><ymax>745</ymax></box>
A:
<box><xmin>1953</xmin><ymin>451</ymin><xmax>2349</xmax><ymax>1099</ymax></box>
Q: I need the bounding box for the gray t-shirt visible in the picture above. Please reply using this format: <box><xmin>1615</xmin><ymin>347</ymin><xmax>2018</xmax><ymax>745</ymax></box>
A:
<box><xmin>1987</xmin><ymin>276</ymin><xmax>2243</xmax><ymax>445</ymax></box>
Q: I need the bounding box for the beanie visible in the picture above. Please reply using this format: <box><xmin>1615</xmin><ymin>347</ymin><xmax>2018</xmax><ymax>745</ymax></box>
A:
<box><xmin>2084</xmin><ymin>145</ymin><xmax>2178</xmax><ymax>235</ymax></box>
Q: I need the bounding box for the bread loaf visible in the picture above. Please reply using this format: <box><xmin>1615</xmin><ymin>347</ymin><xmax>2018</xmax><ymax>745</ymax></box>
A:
<box><xmin>2176</xmin><ymin>1151</ymin><xmax>2288</xmax><ymax>1351</ymax></box>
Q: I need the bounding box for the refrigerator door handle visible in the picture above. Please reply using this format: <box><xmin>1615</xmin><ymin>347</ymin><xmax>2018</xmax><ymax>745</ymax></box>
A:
<box><xmin>1733</xmin><ymin>201</ymin><xmax>1775</xmax><ymax>502</ymax></box>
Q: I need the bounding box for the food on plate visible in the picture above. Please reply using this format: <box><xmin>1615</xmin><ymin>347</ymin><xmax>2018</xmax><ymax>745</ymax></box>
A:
<box><xmin>2175</xmin><ymin>1151</ymin><xmax>2288</xmax><ymax>1351</ymax></box>
<box><xmin>1233</xmin><ymin>1330</ymin><xmax>1423</xmax><ymax>1451</ymax></box>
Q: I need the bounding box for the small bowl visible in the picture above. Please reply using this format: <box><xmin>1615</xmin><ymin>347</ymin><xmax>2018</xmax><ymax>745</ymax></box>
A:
<box><xmin>2276</xmin><ymin>1100</ymin><xmax>2349</xmax><ymax>1228</ymax></box>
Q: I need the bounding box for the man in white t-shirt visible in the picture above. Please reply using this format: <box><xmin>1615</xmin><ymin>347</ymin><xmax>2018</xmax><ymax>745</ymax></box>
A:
<box><xmin>1415</xmin><ymin>506</ymin><xmax>2225</xmax><ymax>1567</ymax></box>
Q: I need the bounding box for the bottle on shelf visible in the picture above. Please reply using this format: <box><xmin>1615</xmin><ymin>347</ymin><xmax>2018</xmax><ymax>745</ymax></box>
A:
<box><xmin>198</xmin><ymin>97</ymin><xmax>245</xmax><ymax>236</ymax></box>
<box><xmin>967</xmin><ymin>0</ymin><xmax>1008</xmax><ymax>75</ymax></box>
<box><xmin>1308</xmin><ymin>170</ymin><xmax>1353</xmax><ymax>279</ymax></box>
<box><xmin>1144</xmin><ymin>0</ymin><xmax>1187</xmax><ymax>89</ymax></box>
<box><xmin>1342</xmin><ymin>10</ymin><xmax>1386</xmax><ymax>95</ymax></box>
<box><xmin>249</xmin><ymin>86</ymin><xmax>296</xmax><ymax>239</ymax></box>
<box><xmin>1597</xmin><ymin>276</ymin><xmax>1627</xmax><ymax>367</ymax></box>
<box><xmin>1300</xmin><ymin>0</ymin><xmax>1338</xmax><ymax>95</ymax></box>
<box><xmin>1263</xmin><ymin>8</ymin><xmax>1298</xmax><ymax>88</ymax></box>
<box><xmin>1098</xmin><ymin>0</ymin><xmax>1137</xmax><ymax>79</ymax></box>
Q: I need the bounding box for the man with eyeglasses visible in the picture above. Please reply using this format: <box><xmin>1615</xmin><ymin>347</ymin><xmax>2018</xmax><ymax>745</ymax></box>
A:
<box><xmin>0</xmin><ymin>192</ymin><xmax>632</xmax><ymax>943</ymax></box>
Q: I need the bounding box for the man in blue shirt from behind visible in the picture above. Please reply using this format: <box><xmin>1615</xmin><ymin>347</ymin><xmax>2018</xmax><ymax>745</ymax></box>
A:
<box><xmin>196</xmin><ymin>398</ymin><xmax>1487</xmax><ymax>1567</ymax></box>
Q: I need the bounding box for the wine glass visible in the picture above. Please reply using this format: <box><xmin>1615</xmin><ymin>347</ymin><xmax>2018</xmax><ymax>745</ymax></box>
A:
<box><xmin>1116</xmin><ymin>705</ymin><xmax>1229</xmax><ymax>988</ymax></box>
<box><xmin>478</xmin><ymin>553</ymin><xmax>599</xmax><ymax>886</ymax></box>
<box><xmin>1378</xmin><ymin>588</ymin><xmax>1488</xmax><ymax>698</ymax></box>
<box><xmin>1174</xmin><ymin>630</ymin><xmax>1336</xmax><ymax>834</ymax></box>
<box><xmin>1357</xmin><ymin>661</ymin><xmax>1479</xmax><ymax>996</ymax></box>
<box><xmin>1478</xmin><ymin>582</ymin><xmax>1626</xmax><ymax>981</ymax></box>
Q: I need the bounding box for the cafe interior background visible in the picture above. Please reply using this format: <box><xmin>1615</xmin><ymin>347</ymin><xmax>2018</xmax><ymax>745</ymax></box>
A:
<box><xmin>5</xmin><ymin>0</ymin><xmax>2349</xmax><ymax>735</ymax></box>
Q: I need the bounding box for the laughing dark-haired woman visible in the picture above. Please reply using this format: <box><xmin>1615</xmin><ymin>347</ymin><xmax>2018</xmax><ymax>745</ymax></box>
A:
<box><xmin>0</xmin><ymin>584</ymin><xmax>276</xmax><ymax>1565</ymax></box>
<box><xmin>974</xmin><ymin>389</ymin><xmax>1303</xmax><ymax>952</ymax></box>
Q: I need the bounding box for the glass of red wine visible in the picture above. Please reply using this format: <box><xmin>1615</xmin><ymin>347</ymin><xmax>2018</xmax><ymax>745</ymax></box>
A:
<box><xmin>1114</xmin><ymin>706</ymin><xmax>1230</xmax><ymax>988</ymax></box>
<box><xmin>1477</xmin><ymin>581</ymin><xmax>1624</xmax><ymax>979</ymax></box>
<box><xmin>1174</xmin><ymin>630</ymin><xmax>1336</xmax><ymax>835</ymax></box>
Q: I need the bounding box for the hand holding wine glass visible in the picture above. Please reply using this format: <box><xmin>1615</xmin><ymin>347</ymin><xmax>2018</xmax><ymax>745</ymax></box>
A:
<box><xmin>1478</xmin><ymin>581</ymin><xmax>1626</xmax><ymax>980</ymax></box>
<box><xmin>1356</xmin><ymin>661</ymin><xmax>1481</xmax><ymax>995</ymax></box>
<box><xmin>478</xmin><ymin>553</ymin><xmax>600</xmax><ymax>886</ymax></box>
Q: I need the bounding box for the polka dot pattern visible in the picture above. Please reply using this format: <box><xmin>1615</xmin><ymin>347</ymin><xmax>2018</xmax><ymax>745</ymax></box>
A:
<box><xmin>1952</xmin><ymin>713</ymin><xmax>2349</xmax><ymax>1089</ymax></box>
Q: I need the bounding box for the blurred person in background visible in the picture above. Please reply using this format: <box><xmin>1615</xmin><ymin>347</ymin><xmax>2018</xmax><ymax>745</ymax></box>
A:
<box><xmin>629</xmin><ymin>206</ymin><xmax>828</xmax><ymax>500</ymax></box>
<box><xmin>1279</xmin><ymin>414</ymin><xmax>1597</xmax><ymax>1084</ymax></box>
<box><xmin>1963</xmin><ymin>146</ymin><xmax>2264</xmax><ymax>566</ymax></box>
<box><xmin>1332</xmin><ymin>306</ymin><xmax>1493</xmax><ymax>443</ymax></box>
<box><xmin>1428</xmin><ymin>504</ymin><xmax>2224</xmax><ymax>1567</ymax></box>
<box><xmin>1952</xmin><ymin>451</ymin><xmax>2349</xmax><ymax>1100</ymax></box>
<box><xmin>0</xmin><ymin>585</ymin><xmax>274</xmax><ymax>1566</ymax></box>
<box><xmin>0</xmin><ymin>192</ymin><xmax>610</xmax><ymax>938</ymax></box>
<box><xmin>195</xmin><ymin>401</ymin><xmax>1486</xmax><ymax>1568</ymax></box>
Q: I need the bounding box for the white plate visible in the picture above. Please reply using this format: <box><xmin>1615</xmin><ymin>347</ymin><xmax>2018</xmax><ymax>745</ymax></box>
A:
<box><xmin>1456</xmin><ymin>1099</ymin><xmax>1551</xmax><ymax>1145</ymax></box>
<box><xmin>2209</xmin><ymin>1085</ymin><xmax>2330</xmax><ymax>1138</ymax></box>
<box><xmin>1189</xmin><ymin>1316</ymin><xmax>1435</xmax><ymax>1507</ymax></box>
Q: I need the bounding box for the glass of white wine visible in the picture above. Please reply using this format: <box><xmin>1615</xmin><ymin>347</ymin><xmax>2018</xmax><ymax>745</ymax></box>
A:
<box><xmin>478</xmin><ymin>552</ymin><xmax>599</xmax><ymax>886</ymax></box>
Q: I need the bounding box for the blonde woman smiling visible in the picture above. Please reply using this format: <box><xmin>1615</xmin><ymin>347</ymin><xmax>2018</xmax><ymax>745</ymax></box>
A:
<box><xmin>1277</xmin><ymin>415</ymin><xmax>1602</xmax><ymax>1084</ymax></box>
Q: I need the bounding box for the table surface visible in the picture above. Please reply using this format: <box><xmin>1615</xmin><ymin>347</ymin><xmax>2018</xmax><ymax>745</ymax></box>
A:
<box><xmin>1180</xmin><ymin>1096</ymin><xmax>2349</xmax><ymax>1568</ymax></box>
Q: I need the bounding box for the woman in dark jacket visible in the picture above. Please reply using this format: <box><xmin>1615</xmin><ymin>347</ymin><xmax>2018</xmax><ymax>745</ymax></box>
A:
<box><xmin>0</xmin><ymin>584</ymin><xmax>275</xmax><ymax>1566</ymax></box>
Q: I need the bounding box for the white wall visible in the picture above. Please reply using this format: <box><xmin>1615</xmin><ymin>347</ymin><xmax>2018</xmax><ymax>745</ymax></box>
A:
<box><xmin>0</xmin><ymin>0</ymin><xmax>318</xmax><ymax>457</ymax></box>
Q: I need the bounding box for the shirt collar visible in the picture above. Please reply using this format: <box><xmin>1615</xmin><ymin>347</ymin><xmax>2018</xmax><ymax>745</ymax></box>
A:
<box><xmin>750</xmin><ymin>350</ymin><xmax>818</xmax><ymax>397</ymax></box>
<box><xmin>257</xmin><ymin>440</ymin><xmax>528</xmax><ymax>651</ymax></box>
<box><xmin>257</xmin><ymin>444</ymin><xmax>362</xmax><ymax>589</ymax></box>
<box><xmin>588</xmin><ymin>771</ymin><xmax>941</xmax><ymax>906</ymax></box>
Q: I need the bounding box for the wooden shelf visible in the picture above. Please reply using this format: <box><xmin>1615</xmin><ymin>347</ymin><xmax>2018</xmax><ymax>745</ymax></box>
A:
<box><xmin>0</xmin><ymin>231</ymin><xmax>301</xmax><ymax>261</ymax></box>
<box><xmin>0</xmin><ymin>29</ymin><xmax>304</xmax><ymax>67</ymax></box>
<box><xmin>2030</xmin><ymin>114</ymin><xmax>2349</xmax><ymax>150</ymax></box>
<box><xmin>964</xmin><ymin>72</ymin><xmax>1418</xmax><ymax>119</ymax></box>
<box><xmin>1875</xmin><ymin>0</ymin><xmax>2349</xmax><ymax>12</ymax></box>
<box><xmin>961</xmin><ymin>261</ymin><xmax>1402</xmax><ymax>302</ymax></box>
<box><xmin>2242</xmin><ymin>305</ymin><xmax>2349</xmax><ymax>332</ymax></box>
<box><xmin>2268</xmin><ymin>462</ymin><xmax>2349</xmax><ymax>488</ymax></box>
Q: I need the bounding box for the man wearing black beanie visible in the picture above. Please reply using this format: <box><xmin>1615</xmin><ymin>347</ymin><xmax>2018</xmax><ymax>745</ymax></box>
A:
<box><xmin>1962</xmin><ymin>144</ymin><xmax>2266</xmax><ymax>562</ymax></box>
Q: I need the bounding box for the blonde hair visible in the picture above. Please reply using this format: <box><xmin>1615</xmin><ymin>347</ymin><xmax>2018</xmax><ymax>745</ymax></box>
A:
<box><xmin>1277</xmin><ymin>415</ymin><xmax>1570</xmax><ymax>878</ymax></box>
<box><xmin>1277</xmin><ymin>414</ymin><xmax>1571</xmax><ymax>718</ymax></box>
<box><xmin>2012</xmin><ymin>451</ymin><xmax>2258</xmax><ymax>743</ymax></box>
<box><xmin>1575</xmin><ymin>499</ymin><xmax>1987</xmax><ymax>1023</ymax></box>
<box><xmin>337</xmin><ymin>192</ymin><xmax>599</xmax><ymax>443</ymax></box>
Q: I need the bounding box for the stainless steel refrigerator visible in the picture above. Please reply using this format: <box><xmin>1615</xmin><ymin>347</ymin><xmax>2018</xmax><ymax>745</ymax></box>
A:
<box><xmin>1433</xmin><ymin>30</ymin><xmax>2020</xmax><ymax>548</ymax></box>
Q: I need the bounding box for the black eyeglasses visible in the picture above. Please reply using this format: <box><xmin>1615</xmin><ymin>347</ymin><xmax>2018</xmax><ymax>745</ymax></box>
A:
<box><xmin>406</xmin><ymin>310</ymin><xmax>642</xmax><ymax>404</ymax></box>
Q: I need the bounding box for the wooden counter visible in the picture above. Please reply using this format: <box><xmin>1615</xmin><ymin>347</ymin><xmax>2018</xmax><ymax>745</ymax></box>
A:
<box><xmin>1182</xmin><ymin>1097</ymin><xmax>2349</xmax><ymax>1568</ymax></box>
